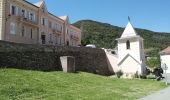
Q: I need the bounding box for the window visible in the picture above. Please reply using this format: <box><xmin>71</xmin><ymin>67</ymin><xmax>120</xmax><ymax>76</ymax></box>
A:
<box><xmin>21</xmin><ymin>9</ymin><xmax>25</xmax><ymax>17</ymax></box>
<box><xmin>59</xmin><ymin>37</ymin><xmax>61</xmax><ymax>45</ymax></box>
<box><xmin>29</xmin><ymin>13</ymin><xmax>34</xmax><ymax>21</ymax></box>
<box><xmin>49</xmin><ymin>21</ymin><xmax>52</xmax><ymax>28</ymax></box>
<box><xmin>56</xmin><ymin>24</ymin><xmax>58</xmax><ymax>30</ymax></box>
<box><xmin>43</xmin><ymin>18</ymin><xmax>45</xmax><ymax>25</ymax></box>
<box><xmin>126</xmin><ymin>40</ymin><xmax>130</xmax><ymax>49</ymax></box>
<box><xmin>21</xmin><ymin>26</ymin><xmax>25</xmax><ymax>36</ymax></box>
<box><xmin>41</xmin><ymin>18</ymin><xmax>45</xmax><ymax>25</ymax></box>
<box><xmin>55</xmin><ymin>36</ymin><xmax>58</xmax><ymax>45</ymax></box>
<box><xmin>72</xmin><ymin>41</ymin><xmax>73</xmax><ymax>45</ymax></box>
<box><xmin>49</xmin><ymin>34</ymin><xmax>52</xmax><ymax>41</ymax></box>
<box><xmin>52</xmin><ymin>23</ymin><xmax>54</xmax><ymax>29</ymax></box>
<box><xmin>30</xmin><ymin>29</ymin><xmax>33</xmax><ymax>39</ymax></box>
<box><xmin>10</xmin><ymin>22</ymin><xmax>16</xmax><ymax>34</ymax></box>
<box><xmin>11</xmin><ymin>5</ymin><xmax>16</xmax><ymax>15</ymax></box>
<box><xmin>30</xmin><ymin>13</ymin><xmax>33</xmax><ymax>20</ymax></box>
<box><xmin>57</xmin><ymin>25</ymin><xmax>61</xmax><ymax>32</ymax></box>
<box><xmin>60</xmin><ymin>26</ymin><xmax>63</xmax><ymax>32</ymax></box>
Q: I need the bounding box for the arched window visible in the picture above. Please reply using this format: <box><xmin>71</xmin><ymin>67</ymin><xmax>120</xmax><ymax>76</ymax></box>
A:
<box><xmin>126</xmin><ymin>40</ymin><xmax>130</xmax><ymax>49</ymax></box>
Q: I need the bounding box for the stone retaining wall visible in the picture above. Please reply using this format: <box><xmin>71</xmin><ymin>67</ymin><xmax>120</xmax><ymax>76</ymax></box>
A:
<box><xmin>0</xmin><ymin>41</ymin><xmax>113</xmax><ymax>76</ymax></box>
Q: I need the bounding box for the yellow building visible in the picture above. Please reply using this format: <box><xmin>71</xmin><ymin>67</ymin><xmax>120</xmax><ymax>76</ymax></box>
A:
<box><xmin>0</xmin><ymin>0</ymin><xmax>81</xmax><ymax>46</ymax></box>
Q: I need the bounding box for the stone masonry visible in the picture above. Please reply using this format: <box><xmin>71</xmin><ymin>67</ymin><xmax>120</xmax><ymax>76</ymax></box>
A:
<box><xmin>0</xmin><ymin>41</ymin><xmax>113</xmax><ymax>76</ymax></box>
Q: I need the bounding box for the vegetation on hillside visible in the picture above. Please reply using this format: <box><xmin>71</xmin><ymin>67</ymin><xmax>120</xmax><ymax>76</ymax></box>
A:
<box><xmin>73</xmin><ymin>20</ymin><xmax>170</xmax><ymax>56</ymax></box>
<box><xmin>0</xmin><ymin>68</ymin><xmax>166</xmax><ymax>100</ymax></box>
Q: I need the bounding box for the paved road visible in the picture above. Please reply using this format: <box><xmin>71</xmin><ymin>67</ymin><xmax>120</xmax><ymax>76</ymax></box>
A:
<box><xmin>139</xmin><ymin>74</ymin><xmax>170</xmax><ymax>100</ymax></box>
<box><xmin>162</xmin><ymin>73</ymin><xmax>170</xmax><ymax>83</ymax></box>
<box><xmin>139</xmin><ymin>86</ymin><xmax>170</xmax><ymax>100</ymax></box>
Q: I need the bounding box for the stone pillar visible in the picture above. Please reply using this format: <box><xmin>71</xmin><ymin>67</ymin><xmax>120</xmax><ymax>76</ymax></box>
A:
<box><xmin>60</xmin><ymin>56</ymin><xmax>75</xmax><ymax>73</ymax></box>
<box><xmin>0</xmin><ymin>0</ymin><xmax>6</xmax><ymax>40</ymax></box>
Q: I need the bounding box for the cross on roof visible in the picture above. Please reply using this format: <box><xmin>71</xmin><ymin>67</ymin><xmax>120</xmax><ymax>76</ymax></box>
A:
<box><xmin>128</xmin><ymin>16</ymin><xmax>131</xmax><ymax>22</ymax></box>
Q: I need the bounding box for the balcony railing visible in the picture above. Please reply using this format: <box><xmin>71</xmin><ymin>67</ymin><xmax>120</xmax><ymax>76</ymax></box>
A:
<box><xmin>56</xmin><ymin>29</ymin><xmax>62</xmax><ymax>33</ymax></box>
<box><xmin>71</xmin><ymin>35</ymin><xmax>79</xmax><ymax>41</ymax></box>
<box><xmin>53</xmin><ymin>29</ymin><xmax>62</xmax><ymax>35</ymax></box>
<box><xmin>18</xmin><ymin>16</ymin><xmax>38</xmax><ymax>27</ymax></box>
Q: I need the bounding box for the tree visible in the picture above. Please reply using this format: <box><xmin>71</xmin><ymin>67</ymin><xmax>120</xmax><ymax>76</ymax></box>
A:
<box><xmin>146</xmin><ymin>57</ymin><xmax>161</xmax><ymax>69</ymax></box>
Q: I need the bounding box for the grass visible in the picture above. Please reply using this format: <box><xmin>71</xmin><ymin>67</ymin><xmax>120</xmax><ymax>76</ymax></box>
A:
<box><xmin>0</xmin><ymin>68</ymin><xmax>167</xmax><ymax>100</ymax></box>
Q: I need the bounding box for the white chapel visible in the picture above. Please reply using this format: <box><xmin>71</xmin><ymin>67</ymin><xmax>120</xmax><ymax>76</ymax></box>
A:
<box><xmin>105</xmin><ymin>19</ymin><xmax>146</xmax><ymax>77</ymax></box>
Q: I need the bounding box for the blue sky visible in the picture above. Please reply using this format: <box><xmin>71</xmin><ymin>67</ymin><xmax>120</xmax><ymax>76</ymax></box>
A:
<box><xmin>28</xmin><ymin>0</ymin><xmax>170</xmax><ymax>33</ymax></box>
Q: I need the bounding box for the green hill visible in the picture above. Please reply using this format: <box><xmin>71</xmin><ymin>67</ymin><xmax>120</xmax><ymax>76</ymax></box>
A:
<box><xmin>73</xmin><ymin>20</ymin><xmax>170</xmax><ymax>56</ymax></box>
<box><xmin>0</xmin><ymin>68</ymin><xmax>166</xmax><ymax>100</ymax></box>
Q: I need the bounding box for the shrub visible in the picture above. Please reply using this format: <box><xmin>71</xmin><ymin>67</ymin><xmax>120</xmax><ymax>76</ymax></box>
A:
<box><xmin>132</xmin><ymin>71</ymin><xmax>139</xmax><ymax>79</ymax></box>
<box><xmin>139</xmin><ymin>75</ymin><xmax>147</xmax><ymax>79</ymax></box>
<box><xmin>116</xmin><ymin>70</ymin><xmax>123</xmax><ymax>78</ymax></box>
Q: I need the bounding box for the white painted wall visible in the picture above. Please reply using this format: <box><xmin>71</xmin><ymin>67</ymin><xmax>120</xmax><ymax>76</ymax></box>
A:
<box><xmin>119</xmin><ymin>56</ymin><xmax>141</xmax><ymax>74</ymax></box>
<box><xmin>118</xmin><ymin>39</ymin><xmax>141</xmax><ymax>63</ymax></box>
<box><xmin>161</xmin><ymin>55</ymin><xmax>170</xmax><ymax>73</ymax></box>
<box><xmin>117</xmin><ymin>37</ymin><xmax>145</xmax><ymax>75</ymax></box>
<box><xmin>105</xmin><ymin>52</ymin><xmax>119</xmax><ymax>73</ymax></box>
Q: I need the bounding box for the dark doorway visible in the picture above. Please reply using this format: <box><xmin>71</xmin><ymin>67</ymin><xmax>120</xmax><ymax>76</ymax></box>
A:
<box><xmin>41</xmin><ymin>35</ymin><xmax>46</xmax><ymax>44</ymax></box>
<box><xmin>67</xmin><ymin>41</ymin><xmax>69</xmax><ymax>46</ymax></box>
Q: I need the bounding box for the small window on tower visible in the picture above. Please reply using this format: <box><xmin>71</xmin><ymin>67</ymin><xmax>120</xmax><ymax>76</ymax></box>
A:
<box><xmin>126</xmin><ymin>40</ymin><xmax>130</xmax><ymax>49</ymax></box>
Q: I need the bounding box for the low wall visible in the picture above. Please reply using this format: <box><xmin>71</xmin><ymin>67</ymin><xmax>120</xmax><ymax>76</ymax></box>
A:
<box><xmin>0</xmin><ymin>41</ymin><xmax>113</xmax><ymax>76</ymax></box>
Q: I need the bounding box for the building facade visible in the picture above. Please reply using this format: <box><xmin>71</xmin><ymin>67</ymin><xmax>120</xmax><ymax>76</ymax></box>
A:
<box><xmin>0</xmin><ymin>0</ymin><xmax>81</xmax><ymax>46</ymax></box>
<box><xmin>160</xmin><ymin>46</ymin><xmax>170</xmax><ymax>73</ymax></box>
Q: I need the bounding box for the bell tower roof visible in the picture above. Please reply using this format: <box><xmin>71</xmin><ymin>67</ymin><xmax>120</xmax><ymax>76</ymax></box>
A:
<box><xmin>121</xmin><ymin>18</ymin><xmax>138</xmax><ymax>38</ymax></box>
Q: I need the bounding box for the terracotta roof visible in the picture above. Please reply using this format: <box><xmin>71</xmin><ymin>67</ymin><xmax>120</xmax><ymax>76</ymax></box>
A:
<box><xmin>160</xmin><ymin>46</ymin><xmax>170</xmax><ymax>55</ymax></box>
<box><xmin>33</xmin><ymin>1</ymin><xmax>44</xmax><ymax>7</ymax></box>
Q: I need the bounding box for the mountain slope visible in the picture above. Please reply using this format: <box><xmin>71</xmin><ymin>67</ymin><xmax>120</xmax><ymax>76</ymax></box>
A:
<box><xmin>73</xmin><ymin>20</ymin><xmax>170</xmax><ymax>56</ymax></box>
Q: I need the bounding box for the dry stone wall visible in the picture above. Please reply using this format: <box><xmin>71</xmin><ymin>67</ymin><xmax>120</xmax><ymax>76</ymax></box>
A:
<box><xmin>0</xmin><ymin>41</ymin><xmax>113</xmax><ymax>76</ymax></box>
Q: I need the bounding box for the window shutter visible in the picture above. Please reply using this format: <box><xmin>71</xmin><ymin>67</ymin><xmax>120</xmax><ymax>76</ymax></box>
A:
<box><xmin>10</xmin><ymin>4</ymin><xmax>12</xmax><ymax>14</ymax></box>
<box><xmin>52</xmin><ymin>23</ymin><xmax>54</xmax><ymax>29</ymax></box>
<box><xmin>45</xmin><ymin>19</ymin><xmax>48</xmax><ymax>26</ymax></box>
<box><xmin>26</xmin><ymin>11</ymin><xmax>29</xmax><ymax>19</ymax></box>
<box><xmin>44</xmin><ymin>18</ymin><xmax>46</xmax><ymax>26</ymax></box>
<box><xmin>33</xmin><ymin>14</ymin><xmax>35</xmax><ymax>22</ymax></box>
<box><xmin>14</xmin><ymin>23</ymin><xmax>16</xmax><ymax>34</ymax></box>
<box><xmin>18</xmin><ymin>7</ymin><xmax>21</xmax><ymax>16</ymax></box>
<box><xmin>24</xmin><ymin>10</ymin><xmax>27</xmax><ymax>18</ymax></box>
<box><xmin>10</xmin><ymin>22</ymin><xmax>16</xmax><ymax>34</ymax></box>
<box><xmin>41</xmin><ymin>17</ymin><xmax>43</xmax><ymax>25</ymax></box>
<box><xmin>10</xmin><ymin>23</ymin><xmax>13</xmax><ymax>34</ymax></box>
<box><xmin>24</xmin><ymin>26</ymin><xmax>25</xmax><ymax>35</ymax></box>
<box><xmin>28</xmin><ymin>12</ymin><xmax>31</xmax><ymax>20</ymax></box>
<box><xmin>16</xmin><ymin>7</ymin><xmax>18</xmax><ymax>15</ymax></box>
